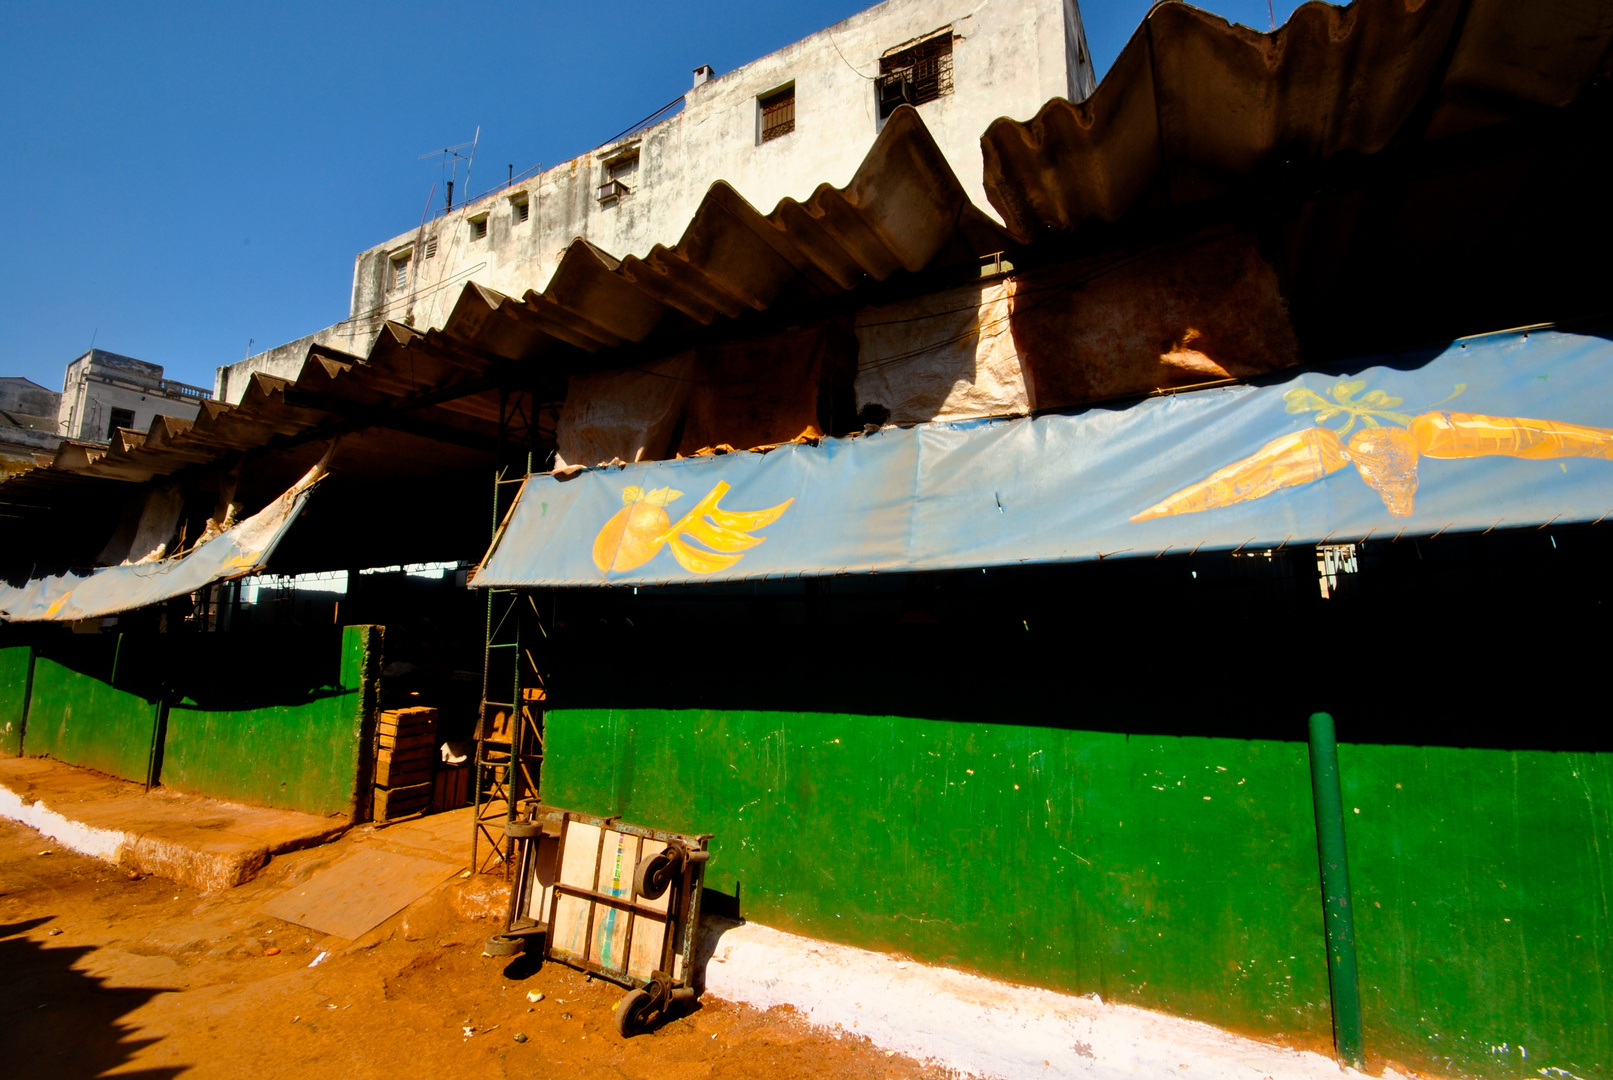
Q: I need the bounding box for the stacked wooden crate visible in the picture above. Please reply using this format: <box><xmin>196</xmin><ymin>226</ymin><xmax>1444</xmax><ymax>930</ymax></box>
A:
<box><xmin>373</xmin><ymin>706</ymin><xmax>438</xmax><ymax>821</ymax></box>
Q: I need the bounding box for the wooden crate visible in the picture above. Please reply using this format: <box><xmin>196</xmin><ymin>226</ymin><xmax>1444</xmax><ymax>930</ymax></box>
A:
<box><xmin>431</xmin><ymin>763</ymin><xmax>472</xmax><ymax>813</ymax></box>
<box><xmin>372</xmin><ymin>707</ymin><xmax>440</xmax><ymax>821</ymax></box>
<box><xmin>373</xmin><ymin>782</ymin><xmax>432</xmax><ymax>821</ymax></box>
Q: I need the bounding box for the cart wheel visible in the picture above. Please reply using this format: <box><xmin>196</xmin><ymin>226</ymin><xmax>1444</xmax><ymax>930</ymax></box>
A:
<box><xmin>633</xmin><ymin>844</ymin><xmax>685</xmax><ymax>901</ymax></box>
<box><xmin>482</xmin><ymin>933</ymin><xmax>526</xmax><ymax>958</ymax></box>
<box><xmin>504</xmin><ymin>821</ymin><xmax>544</xmax><ymax>840</ymax></box>
<box><xmin>614</xmin><ymin>988</ymin><xmax>654</xmax><ymax>1037</ymax></box>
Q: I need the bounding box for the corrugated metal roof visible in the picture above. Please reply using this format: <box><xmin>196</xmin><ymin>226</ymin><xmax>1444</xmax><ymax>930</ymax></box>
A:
<box><xmin>981</xmin><ymin>0</ymin><xmax>1613</xmax><ymax>242</ymax></box>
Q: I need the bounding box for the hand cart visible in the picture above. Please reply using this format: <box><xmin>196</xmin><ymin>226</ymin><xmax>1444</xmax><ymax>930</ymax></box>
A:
<box><xmin>485</xmin><ymin>806</ymin><xmax>711</xmax><ymax>1036</ymax></box>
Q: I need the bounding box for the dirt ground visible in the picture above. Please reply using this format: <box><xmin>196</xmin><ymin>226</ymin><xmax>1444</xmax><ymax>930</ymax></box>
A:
<box><xmin>0</xmin><ymin>817</ymin><xmax>956</xmax><ymax>1080</ymax></box>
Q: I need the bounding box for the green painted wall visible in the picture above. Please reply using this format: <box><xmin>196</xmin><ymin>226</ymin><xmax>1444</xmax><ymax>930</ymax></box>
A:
<box><xmin>543</xmin><ymin>707</ymin><xmax>1336</xmax><ymax>1044</ymax></box>
<box><xmin>25</xmin><ymin>644</ymin><xmax>159</xmax><ymax>783</ymax></box>
<box><xmin>1341</xmin><ymin>743</ymin><xmax>1613</xmax><ymax>1079</ymax></box>
<box><xmin>544</xmin><ymin>707</ymin><xmax>1613</xmax><ymax>1078</ymax></box>
<box><xmin>160</xmin><ymin>625</ymin><xmax>380</xmax><ymax>817</ymax></box>
<box><xmin>0</xmin><ymin>646</ymin><xmax>32</xmax><ymax>756</ymax></box>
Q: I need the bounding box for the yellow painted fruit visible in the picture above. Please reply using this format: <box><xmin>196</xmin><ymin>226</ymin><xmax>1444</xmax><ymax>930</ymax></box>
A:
<box><xmin>592</xmin><ymin>502</ymin><xmax>671</xmax><ymax>573</ymax></box>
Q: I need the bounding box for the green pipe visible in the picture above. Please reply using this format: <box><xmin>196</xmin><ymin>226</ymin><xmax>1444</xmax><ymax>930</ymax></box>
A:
<box><xmin>1308</xmin><ymin>711</ymin><xmax>1365</xmax><ymax>1069</ymax></box>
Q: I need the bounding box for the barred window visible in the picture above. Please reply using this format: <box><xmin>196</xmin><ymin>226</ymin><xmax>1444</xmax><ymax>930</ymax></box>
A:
<box><xmin>877</xmin><ymin>30</ymin><xmax>953</xmax><ymax>119</ymax></box>
<box><xmin>470</xmin><ymin>215</ymin><xmax>488</xmax><ymax>241</ymax></box>
<box><xmin>759</xmin><ymin>84</ymin><xmax>795</xmax><ymax>143</ymax></box>
<box><xmin>512</xmin><ymin>195</ymin><xmax>530</xmax><ymax>224</ymax></box>
<box><xmin>107</xmin><ymin>407</ymin><xmax>135</xmax><ymax>440</ymax></box>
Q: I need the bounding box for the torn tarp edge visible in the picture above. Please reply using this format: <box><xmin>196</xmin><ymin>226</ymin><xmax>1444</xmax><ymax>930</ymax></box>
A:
<box><xmin>0</xmin><ymin>460</ymin><xmax>327</xmax><ymax>623</ymax></box>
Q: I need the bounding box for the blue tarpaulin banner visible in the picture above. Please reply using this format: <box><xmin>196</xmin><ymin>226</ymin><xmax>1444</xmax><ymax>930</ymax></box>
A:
<box><xmin>473</xmin><ymin>326</ymin><xmax>1613</xmax><ymax>588</ymax></box>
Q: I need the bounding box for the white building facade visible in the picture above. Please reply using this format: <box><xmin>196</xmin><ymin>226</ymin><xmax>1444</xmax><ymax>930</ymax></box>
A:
<box><xmin>216</xmin><ymin>0</ymin><xmax>1093</xmax><ymax>403</ymax></box>
<box><xmin>57</xmin><ymin>350</ymin><xmax>211</xmax><ymax>443</ymax></box>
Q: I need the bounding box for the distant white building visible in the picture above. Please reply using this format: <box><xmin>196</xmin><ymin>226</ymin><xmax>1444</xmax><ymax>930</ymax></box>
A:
<box><xmin>216</xmin><ymin>0</ymin><xmax>1094</xmax><ymax>402</ymax></box>
<box><xmin>0</xmin><ymin>376</ymin><xmax>63</xmax><ymax>474</ymax></box>
<box><xmin>56</xmin><ymin>349</ymin><xmax>212</xmax><ymax>443</ymax></box>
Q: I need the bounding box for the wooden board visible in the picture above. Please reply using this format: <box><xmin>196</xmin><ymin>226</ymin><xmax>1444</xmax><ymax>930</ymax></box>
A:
<box><xmin>431</xmin><ymin>766</ymin><xmax>471</xmax><ymax>813</ymax></box>
<box><xmin>588</xmin><ymin>829</ymin><xmax>638</xmax><ymax>971</ymax></box>
<box><xmin>627</xmin><ymin>838</ymin><xmax>671</xmax><ymax>979</ymax></box>
<box><xmin>378</xmin><ymin>716</ymin><xmax>438</xmax><ymax>737</ymax></box>
<box><xmin>373</xmin><ymin>782</ymin><xmax>431</xmax><ymax>820</ymax></box>
<box><xmin>378</xmin><ymin>730</ymin><xmax>437</xmax><ymax>753</ymax></box>
<box><xmin>260</xmin><ymin>847</ymin><xmax>460</xmax><ymax>940</ymax></box>
<box><xmin>376</xmin><ymin>743</ymin><xmax>436</xmax><ymax>766</ymax></box>
<box><xmin>535</xmin><ymin>823</ymin><xmax>673</xmax><ymax>978</ymax></box>
<box><xmin>375</xmin><ymin>756</ymin><xmax>433</xmax><ymax>788</ymax></box>
<box><xmin>379</xmin><ymin>706</ymin><xmax>438</xmax><ymax>726</ymax></box>
<box><xmin>551</xmin><ymin>822</ymin><xmax>601</xmax><ymax>959</ymax></box>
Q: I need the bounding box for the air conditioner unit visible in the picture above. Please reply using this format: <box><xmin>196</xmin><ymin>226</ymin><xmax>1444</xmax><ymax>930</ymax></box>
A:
<box><xmin>878</xmin><ymin>74</ymin><xmax>914</xmax><ymax>118</ymax></box>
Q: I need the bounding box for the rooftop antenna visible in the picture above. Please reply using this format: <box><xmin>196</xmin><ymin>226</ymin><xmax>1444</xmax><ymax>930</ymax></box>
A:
<box><xmin>420</xmin><ymin>136</ymin><xmax>477</xmax><ymax>212</ymax></box>
<box><xmin>462</xmin><ymin>125</ymin><xmax>481</xmax><ymax>202</ymax></box>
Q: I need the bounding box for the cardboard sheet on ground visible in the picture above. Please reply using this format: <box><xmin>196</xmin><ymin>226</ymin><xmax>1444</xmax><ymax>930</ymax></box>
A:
<box><xmin>260</xmin><ymin>848</ymin><xmax>461</xmax><ymax>940</ymax></box>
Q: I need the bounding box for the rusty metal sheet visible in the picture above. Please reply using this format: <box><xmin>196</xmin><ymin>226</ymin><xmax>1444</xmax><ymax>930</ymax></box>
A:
<box><xmin>981</xmin><ymin>0</ymin><xmax>1613</xmax><ymax>242</ymax></box>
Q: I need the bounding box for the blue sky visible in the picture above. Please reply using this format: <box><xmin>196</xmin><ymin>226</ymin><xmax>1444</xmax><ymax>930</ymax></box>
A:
<box><xmin>0</xmin><ymin>1</ymin><xmax>1301</xmax><ymax>393</ymax></box>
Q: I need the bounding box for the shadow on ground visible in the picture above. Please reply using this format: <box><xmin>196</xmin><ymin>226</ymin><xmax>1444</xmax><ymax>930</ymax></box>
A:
<box><xmin>0</xmin><ymin>915</ymin><xmax>185</xmax><ymax>1080</ymax></box>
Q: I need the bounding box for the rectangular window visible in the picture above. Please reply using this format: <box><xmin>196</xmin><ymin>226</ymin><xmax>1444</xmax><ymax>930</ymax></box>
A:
<box><xmin>512</xmin><ymin>195</ymin><xmax>530</xmax><ymax>224</ymax></box>
<box><xmin>759</xmin><ymin>84</ymin><xmax>795</xmax><ymax>143</ymax></box>
<box><xmin>107</xmin><ymin>407</ymin><xmax>135</xmax><ymax>439</ymax></box>
<box><xmin>390</xmin><ymin>252</ymin><xmax>410</xmax><ymax>290</ymax></box>
<box><xmin>877</xmin><ymin>30</ymin><xmax>954</xmax><ymax>119</ymax></box>
<box><xmin>599</xmin><ymin>151</ymin><xmax>639</xmax><ymax>203</ymax></box>
<box><xmin>424</xmin><ymin>238</ymin><xmax>438</xmax><ymax>259</ymax></box>
<box><xmin>470</xmin><ymin>215</ymin><xmax>488</xmax><ymax>241</ymax></box>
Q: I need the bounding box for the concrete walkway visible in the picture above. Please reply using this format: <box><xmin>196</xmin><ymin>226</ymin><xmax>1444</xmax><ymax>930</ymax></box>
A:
<box><xmin>0</xmin><ymin>756</ymin><xmax>349</xmax><ymax>892</ymax></box>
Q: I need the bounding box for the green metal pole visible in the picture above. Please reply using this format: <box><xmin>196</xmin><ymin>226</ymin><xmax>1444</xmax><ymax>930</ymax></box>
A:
<box><xmin>1308</xmin><ymin>711</ymin><xmax>1364</xmax><ymax>1069</ymax></box>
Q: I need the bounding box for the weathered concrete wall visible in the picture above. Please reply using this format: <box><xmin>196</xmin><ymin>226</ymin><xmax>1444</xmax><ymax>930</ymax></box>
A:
<box><xmin>212</xmin><ymin>320</ymin><xmax>379</xmax><ymax>405</ymax></box>
<box><xmin>160</xmin><ymin>625</ymin><xmax>383</xmax><ymax>818</ymax></box>
<box><xmin>0</xmin><ymin>377</ymin><xmax>60</xmax><ymax>426</ymax></box>
<box><xmin>544</xmin><ymin>706</ymin><xmax>1613</xmax><ymax>1079</ymax></box>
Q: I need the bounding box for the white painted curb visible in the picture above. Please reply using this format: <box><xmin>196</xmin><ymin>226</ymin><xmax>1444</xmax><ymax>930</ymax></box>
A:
<box><xmin>0</xmin><ymin>783</ymin><xmax>127</xmax><ymax>863</ymax></box>
<box><xmin>702</xmin><ymin>921</ymin><xmax>1407</xmax><ymax>1080</ymax></box>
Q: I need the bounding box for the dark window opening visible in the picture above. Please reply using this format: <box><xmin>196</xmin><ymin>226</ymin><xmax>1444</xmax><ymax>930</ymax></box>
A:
<box><xmin>107</xmin><ymin>407</ymin><xmax>135</xmax><ymax>439</ymax></box>
<box><xmin>599</xmin><ymin>152</ymin><xmax>639</xmax><ymax>203</ymax></box>
<box><xmin>760</xmin><ymin>85</ymin><xmax>795</xmax><ymax>143</ymax></box>
<box><xmin>513</xmin><ymin>197</ymin><xmax>530</xmax><ymax>224</ymax></box>
<box><xmin>877</xmin><ymin>31</ymin><xmax>953</xmax><ymax>119</ymax></box>
<box><xmin>470</xmin><ymin>216</ymin><xmax>488</xmax><ymax>241</ymax></box>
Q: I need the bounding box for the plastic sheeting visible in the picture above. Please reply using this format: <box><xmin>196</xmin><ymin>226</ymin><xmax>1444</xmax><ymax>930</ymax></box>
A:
<box><xmin>0</xmin><ymin>459</ymin><xmax>326</xmax><ymax>622</ymax></box>
<box><xmin>473</xmin><ymin>325</ymin><xmax>1613</xmax><ymax>588</ymax></box>
<box><xmin>855</xmin><ymin>278</ymin><xmax>1030</xmax><ymax>424</ymax></box>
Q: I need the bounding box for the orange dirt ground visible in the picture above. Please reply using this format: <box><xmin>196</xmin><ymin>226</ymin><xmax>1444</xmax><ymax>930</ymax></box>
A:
<box><xmin>0</xmin><ymin>818</ymin><xmax>958</xmax><ymax>1080</ymax></box>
